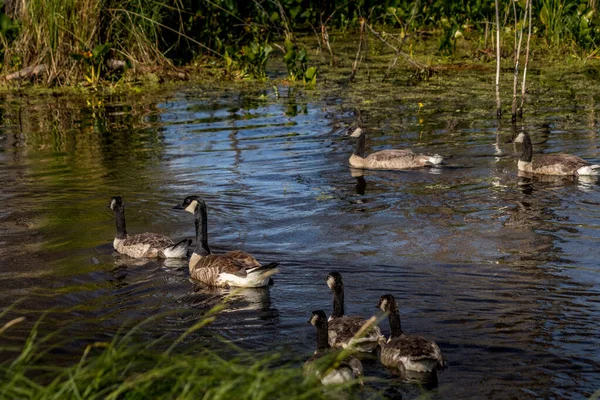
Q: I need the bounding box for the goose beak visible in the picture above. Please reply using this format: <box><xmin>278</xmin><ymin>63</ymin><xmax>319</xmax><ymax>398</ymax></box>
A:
<box><xmin>172</xmin><ymin>204</ymin><xmax>184</xmax><ymax>210</ymax></box>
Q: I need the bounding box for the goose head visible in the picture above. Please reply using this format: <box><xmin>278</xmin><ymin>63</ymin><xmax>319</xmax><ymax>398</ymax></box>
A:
<box><xmin>108</xmin><ymin>196</ymin><xmax>124</xmax><ymax>212</ymax></box>
<box><xmin>377</xmin><ymin>294</ymin><xmax>398</xmax><ymax>313</ymax></box>
<box><xmin>173</xmin><ymin>195</ymin><xmax>203</xmax><ymax>214</ymax></box>
<box><xmin>350</xmin><ymin>127</ymin><xmax>364</xmax><ymax>138</ymax></box>
<box><xmin>326</xmin><ymin>271</ymin><xmax>343</xmax><ymax>290</ymax></box>
<box><xmin>513</xmin><ymin>131</ymin><xmax>527</xmax><ymax>144</ymax></box>
<box><xmin>309</xmin><ymin>310</ymin><xmax>328</xmax><ymax>327</ymax></box>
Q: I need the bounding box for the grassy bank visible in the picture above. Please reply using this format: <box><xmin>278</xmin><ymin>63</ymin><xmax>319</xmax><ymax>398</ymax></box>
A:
<box><xmin>0</xmin><ymin>0</ymin><xmax>599</xmax><ymax>89</ymax></box>
<box><xmin>0</xmin><ymin>303</ymin><xmax>367</xmax><ymax>400</ymax></box>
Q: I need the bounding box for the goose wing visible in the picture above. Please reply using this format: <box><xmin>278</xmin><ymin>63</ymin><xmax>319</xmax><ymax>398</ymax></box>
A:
<box><xmin>122</xmin><ymin>232</ymin><xmax>174</xmax><ymax>248</ymax></box>
<box><xmin>366</xmin><ymin>149</ymin><xmax>415</xmax><ymax>162</ymax></box>
<box><xmin>533</xmin><ymin>154</ymin><xmax>589</xmax><ymax>173</ymax></box>
<box><xmin>328</xmin><ymin>316</ymin><xmax>382</xmax><ymax>348</ymax></box>
<box><xmin>381</xmin><ymin>334</ymin><xmax>444</xmax><ymax>369</ymax></box>
<box><xmin>224</xmin><ymin>250</ymin><xmax>261</xmax><ymax>268</ymax></box>
<box><xmin>194</xmin><ymin>254</ymin><xmax>254</xmax><ymax>277</ymax></box>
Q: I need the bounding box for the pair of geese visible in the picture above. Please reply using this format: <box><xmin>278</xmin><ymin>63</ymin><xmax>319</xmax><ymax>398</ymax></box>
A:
<box><xmin>108</xmin><ymin>195</ymin><xmax>279</xmax><ymax>288</ymax></box>
<box><xmin>351</xmin><ymin>127</ymin><xmax>600</xmax><ymax>176</ymax></box>
<box><xmin>305</xmin><ymin>272</ymin><xmax>444</xmax><ymax>385</ymax></box>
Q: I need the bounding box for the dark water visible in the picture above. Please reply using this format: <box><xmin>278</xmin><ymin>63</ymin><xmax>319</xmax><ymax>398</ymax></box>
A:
<box><xmin>1</xmin><ymin>71</ymin><xmax>600</xmax><ymax>399</ymax></box>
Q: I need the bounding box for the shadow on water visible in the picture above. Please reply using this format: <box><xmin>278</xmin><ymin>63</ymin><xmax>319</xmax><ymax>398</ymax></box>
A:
<box><xmin>1</xmin><ymin>70</ymin><xmax>600</xmax><ymax>398</ymax></box>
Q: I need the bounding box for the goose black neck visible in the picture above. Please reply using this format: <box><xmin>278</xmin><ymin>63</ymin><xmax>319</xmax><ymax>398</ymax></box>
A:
<box><xmin>520</xmin><ymin>134</ymin><xmax>533</xmax><ymax>162</ymax></box>
<box><xmin>193</xmin><ymin>202</ymin><xmax>211</xmax><ymax>256</ymax></box>
<box><xmin>114</xmin><ymin>206</ymin><xmax>127</xmax><ymax>239</ymax></box>
<box><xmin>354</xmin><ymin>131</ymin><xmax>365</xmax><ymax>158</ymax></box>
<box><xmin>331</xmin><ymin>285</ymin><xmax>345</xmax><ymax>318</ymax></box>
<box><xmin>315</xmin><ymin>320</ymin><xmax>330</xmax><ymax>350</ymax></box>
<box><xmin>388</xmin><ymin>308</ymin><xmax>403</xmax><ymax>338</ymax></box>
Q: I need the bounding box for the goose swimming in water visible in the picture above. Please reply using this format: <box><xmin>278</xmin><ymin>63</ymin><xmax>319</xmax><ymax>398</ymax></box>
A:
<box><xmin>304</xmin><ymin>310</ymin><xmax>363</xmax><ymax>385</ymax></box>
<box><xmin>173</xmin><ymin>196</ymin><xmax>279</xmax><ymax>288</ymax></box>
<box><xmin>376</xmin><ymin>294</ymin><xmax>445</xmax><ymax>373</ymax></box>
<box><xmin>513</xmin><ymin>131</ymin><xmax>600</xmax><ymax>176</ymax></box>
<box><xmin>326</xmin><ymin>272</ymin><xmax>383</xmax><ymax>352</ymax></box>
<box><xmin>348</xmin><ymin>127</ymin><xmax>443</xmax><ymax>170</ymax></box>
<box><xmin>108</xmin><ymin>196</ymin><xmax>191</xmax><ymax>259</ymax></box>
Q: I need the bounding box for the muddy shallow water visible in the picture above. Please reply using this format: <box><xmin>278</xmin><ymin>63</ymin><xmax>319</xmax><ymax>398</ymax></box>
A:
<box><xmin>1</xmin><ymin>69</ymin><xmax>600</xmax><ymax>399</ymax></box>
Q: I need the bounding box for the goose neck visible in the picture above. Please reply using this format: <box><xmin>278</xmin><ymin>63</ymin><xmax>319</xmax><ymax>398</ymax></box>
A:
<box><xmin>354</xmin><ymin>130</ymin><xmax>365</xmax><ymax>158</ymax></box>
<box><xmin>316</xmin><ymin>320</ymin><xmax>330</xmax><ymax>350</ymax></box>
<box><xmin>388</xmin><ymin>308</ymin><xmax>403</xmax><ymax>338</ymax></box>
<box><xmin>520</xmin><ymin>134</ymin><xmax>533</xmax><ymax>162</ymax></box>
<box><xmin>331</xmin><ymin>286</ymin><xmax>345</xmax><ymax>318</ymax></box>
<box><xmin>114</xmin><ymin>206</ymin><xmax>127</xmax><ymax>239</ymax></box>
<box><xmin>193</xmin><ymin>203</ymin><xmax>211</xmax><ymax>256</ymax></box>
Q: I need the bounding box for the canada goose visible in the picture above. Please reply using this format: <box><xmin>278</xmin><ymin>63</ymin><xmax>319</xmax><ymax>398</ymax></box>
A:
<box><xmin>304</xmin><ymin>310</ymin><xmax>363</xmax><ymax>385</ymax></box>
<box><xmin>326</xmin><ymin>272</ymin><xmax>382</xmax><ymax>352</ymax></box>
<box><xmin>513</xmin><ymin>131</ymin><xmax>600</xmax><ymax>176</ymax></box>
<box><xmin>173</xmin><ymin>196</ymin><xmax>279</xmax><ymax>288</ymax></box>
<box><xmin>349</xmin><ymin>127</ymin><xmax>443</xmax><ymax>170</ymax></box>
<box><xmin>376</xmin><ymin>294</ymin><xmax>445</xmax><ymax>373</ymax></box>
<box><xmin>108</xmin><ymin>196</ymin><xmax>191</xmax><ymax>259</ymax></box>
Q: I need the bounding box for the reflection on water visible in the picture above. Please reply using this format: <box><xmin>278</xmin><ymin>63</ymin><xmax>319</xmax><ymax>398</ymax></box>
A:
<box><xmin>1</xmin><ymin>74</ymin><xmax>600</xmax><ymax>399</ymax></box>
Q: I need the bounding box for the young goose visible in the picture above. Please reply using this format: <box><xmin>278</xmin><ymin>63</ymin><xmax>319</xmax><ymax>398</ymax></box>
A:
<box><xmin>173</xmin><ymin>196</ymin><xmax>279</xmax><ymax>288</ymax></box>
<box><xmin>349</xmin><ymin>127</ymin><xmax>443</xmax><ymax>170</ymax></box>
<box><xmin>326</xmin><ymin>272</ymin><xmax>383</xmax><ymax>352</ymax></box>
<box><xmin>304</xmin><ymin>310</ymin><xmax>363</xmax><ymax>385</ymax></box>
<box><xmin>108</xmin><ymin>196</ymin><xmax>191</xmax><ymax>259</ymax></box>
<box><xmin>376</xmin><ymin>294</ymin><xmax>445</xmax><ymax>373</ymax></box>
<box><xmin>514</xmin><ymin>131</ymin><xmax>600</xmax><ymax>176</ymax></box>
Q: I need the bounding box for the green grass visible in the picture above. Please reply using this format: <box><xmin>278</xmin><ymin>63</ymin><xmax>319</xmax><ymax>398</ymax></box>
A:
<box><xmin>0</xmin><ymin>302</ymin><xmax>367</xmax><ymax>400</ymax></box>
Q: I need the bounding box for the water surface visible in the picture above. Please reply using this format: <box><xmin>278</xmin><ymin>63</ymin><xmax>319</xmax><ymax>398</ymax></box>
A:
<box><xmin>1</xmin><ymin>71</ymin><xmax>600</xmax><ymax>399</ymax></box>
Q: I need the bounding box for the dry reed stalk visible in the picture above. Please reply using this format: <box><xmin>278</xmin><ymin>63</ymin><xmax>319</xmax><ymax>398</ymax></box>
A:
<box><xmin>512</xmin><ymin>0</ymin><xmax>526</xmax><ymax>121</ymax></box>
<box><xmin>349</xmin><ymin>17</ymin><xmax>366</xmax><ymax>83</ymax></box>
<box><xmin>519</xmin><ymin>0</ymin><xmax>532</xmax><ymax>118</ymax></box>
<box><xmin>495</xmin><ymin>0</ymin><xmax>502</xmax><ymax>118</ymax></box>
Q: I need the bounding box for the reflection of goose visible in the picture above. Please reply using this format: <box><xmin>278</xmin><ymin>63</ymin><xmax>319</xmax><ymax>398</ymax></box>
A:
<box><xmin>513</xmin><ymin>132</ymin><xmax>600</xmax><ymax>176</ymax></box>
<box><xmin>174</xmin><ymin>196</ymin><xmax>279</xmax><ymax>287</ymax></box>
<box><xmin>108</xmin><ymin>196</ymin><xmax>191</xmax><ymax>258</ymax></box>
<box><xmin>349</xmin><ymin>128</ymin><xmax>443</xmax><ymax>170</ymax></box>
<box><xmin>326</xmin><ymin>272</ymin><xmax>382</xmax><ymax>352</ymax></box>
<box><xmin>377</xmin><ymin>294</ymin><xmax>445</xmax><ymax>374</ymax></box>
<box><xmin>304</xmin><ymin>310</ymin><xmax>363</xmax><ymax>385</ymax></box>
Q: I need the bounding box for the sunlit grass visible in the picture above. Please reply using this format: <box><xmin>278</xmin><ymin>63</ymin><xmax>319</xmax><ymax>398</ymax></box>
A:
<box><xmin>0</xmin><ymin>301</ymin><xmax>366</xmax><ymax>400</ymax></box>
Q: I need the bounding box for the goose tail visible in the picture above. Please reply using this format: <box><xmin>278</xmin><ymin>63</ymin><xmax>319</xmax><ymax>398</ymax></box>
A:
<box><xmin>426</xmin><ymin>154</ymin><xmax>444</xmax><ymax>165</ymax></box>
<box><xmin>162</xmin><ymin>239</ymin><xmax>192</xmax><ymax>258</ymax></box>
<box><xmin>577</xmin><ymin>164</ymin><xmax>600</xmax><ymax>176</ymax></box>
<box><xmin>249</xmin><ymin>262</ymin><xmax>280</xmax><ymax>273</ymax></box>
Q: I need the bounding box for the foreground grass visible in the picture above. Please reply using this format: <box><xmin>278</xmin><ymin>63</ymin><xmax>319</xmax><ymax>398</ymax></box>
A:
<box><xmin>0</xmin><ymin>304</ymin><xmax>364</xmax><ymax>400</ymax></box>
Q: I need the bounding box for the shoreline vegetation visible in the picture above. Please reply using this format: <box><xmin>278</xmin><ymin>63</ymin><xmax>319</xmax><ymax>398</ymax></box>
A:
<box><xmin>0</xmin><ymin>0</ymin><xmax>599</xmax><ymax>92</ymax></box>
<box><xmin>0</xmin><ymin>301</ymin><xmax>370</xmax><ymax>399</ymax></box>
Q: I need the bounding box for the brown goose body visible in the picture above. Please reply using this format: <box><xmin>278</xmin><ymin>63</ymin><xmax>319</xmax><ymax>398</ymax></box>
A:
<box><xmin>305</xmin><ymin>310</ymin><xmax>363</xmax><ymax>385</ymax></box>
<box><xmin>349</xmin><ymin>128</ymin><xmax>443</xmax><ymax>170</ymax></box>
<box><xmin>108</xmin><ymin>196</ymin><xmax>190</xmax><ymax>259</ymax></box>
<box><xmin>514</xmin><ymin>132</ymin><xmax>600</xmax><ymax>176</ymax></box>
<box><xmin>379</xmin><ymin>334</ymin><xmax>445</xmax><ymax>373</ymax></box>
<box><xmin>326</xmin><ymin>272</ymin><xmax>382</xmax><ymax>352</ymax></box>
<box><xmin>175</xmin><ymin>196</ymin><xmax>278</xmax><ymax>288</ymax></box>
<box><xmin>377</xmin><ymin>294</ymin><xmax>445</xmax><ymax>373</ymax></box>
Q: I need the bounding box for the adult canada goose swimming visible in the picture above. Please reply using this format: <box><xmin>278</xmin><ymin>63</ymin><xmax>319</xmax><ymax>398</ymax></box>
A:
<box><xmin>304</xmin><ymin>310</ymin><xmax>363</xmax><ymax>385</ymax></box>
<box><xmin>513</xmin><ymin>131</ymin><xmax>600</xmax><ymax>176</ymax></box>
<box><xmin>349</xmin><ymin>127</ymin><xmax>443</xmax><ymax>170</ymax></box>
<box><xmin>173</xmin><ymin>196</ymin><xmax>279</xmax><ymax>288</ymax></box>
<box><xmin>108</xmin><ymin>196</ymin><xmax>191</xmax><ymax>259</ymax></box>
<box><xmin>326</xmin><ymin>272</ymin><xmax>383</xmax><ymax>352</ymax></box>
<box><xmin>376</xmin><ymin>294</ymin><xmax>445</xmax><ymax>373</ymax></box>
<box><xmin>108</xmin><ymin>196</ymin><xmax>192</xmax><ymax>258</ymax></box>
